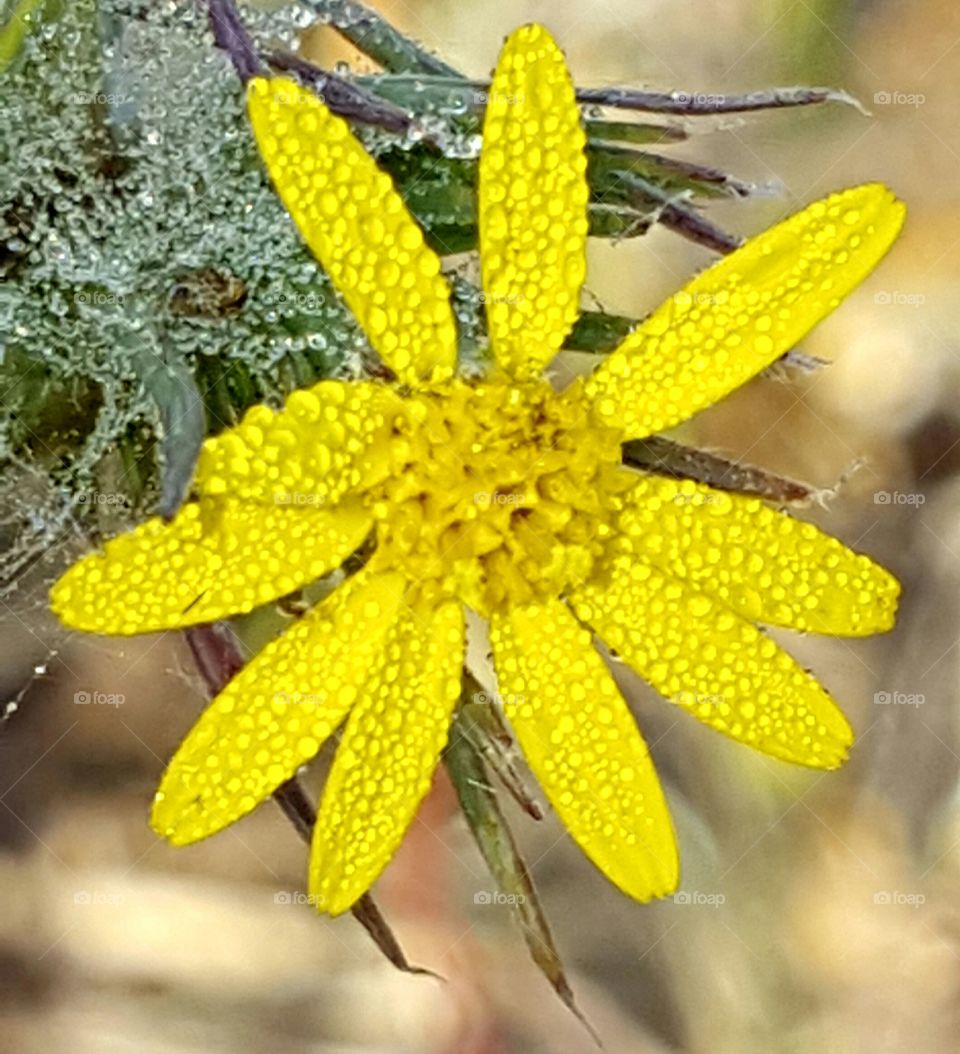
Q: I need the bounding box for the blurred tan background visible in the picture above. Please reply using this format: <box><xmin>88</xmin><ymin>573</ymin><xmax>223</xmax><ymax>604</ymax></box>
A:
<box><xmin>3</xmin><ymin>0</ymin><xmax>960</xmax><ymax>1051</ymax></box>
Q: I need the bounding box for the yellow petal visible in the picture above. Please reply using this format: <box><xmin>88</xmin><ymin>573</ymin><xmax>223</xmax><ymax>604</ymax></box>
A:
<box><xmin>247</xmin><ymin>76</ymin><xmax>457</xmax><ymax>386</ymax></box>
<box><xmin>195</xmin><ymin>379</ymin><xmax>402</xmax><ymax>506</ymax></box>
<box><xmin>50</xmin><ymin>497</ymin><xmax>371</xmax><ymax>636</ymax></box>
<box><xmin>616</xmin><ymin>474</ymin><xmax>899</xmax><ymax>636</ymax></box>
<box><xmin>309</xmin><ymin>598</ymin><xmax>464</xmax><ymax>915</ymax></box>
<box><xmin>151</xmin><ymin>570</ymin><xmax>407</xmax><ymax>845</ymax></box>
<box><xmin>478</xmin><ymin>23</ymin><xmax>589</xmax><ymax>378</ymax></box>
<box><xmin>570</xmin><ymin>559</ymin><xmax>854</xmax><ymax>769</ymax></box>
<box><xmin>490</xmin><ymin>598</ymin><xmax>678</xmax><ymax>902</ymax></box>
<box><xmin>585</xmin><ymin>184</ymin><xmax>906</xmax><ymax>438</ymax></box>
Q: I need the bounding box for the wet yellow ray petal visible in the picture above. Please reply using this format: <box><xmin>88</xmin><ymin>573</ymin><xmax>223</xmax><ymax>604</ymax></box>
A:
<box><xmin>585</xmin><ymin>184</ymin><xmax>906</xmax><ymax>438</ymax></box>
<box><xmin>479</xmin><ymin>23</ymin><xmax>589</xmax><ymax>378</ymax></box>
<box><xmin>570</xmin><ymin>559</ymin><xmax>854</xmax><ymax>769</ymax></box>
<box><xmin>491</xmin><ymin>598</ymin><xmax>678</xmax><ymax>902</ymax></box>
<box><xmin>248</xmin><ymin>76</ymin><xmax>457</xmax><ymax>386</ymax></box>
<box><xmin>50</xmin><ymin>497</ymin><xmax>371</xmax><ymax>636</ymax></box>
<box><xmin>151</xmin><ymin>571</ymin><xmax>407</xmax><ymax>845</ymax></box>
<box><xmin>196</xmin><ymin>379</ymin><xmax>403</xmax><ymax>506</ymax></box>
<box><xmin>616</xmin><ymin>474</ymin><xmax>899</xmax><ymax>636</ymax></box>
<box><xmin>310</xmin><ymin>598</ymin><xmax>464</xmax><ymax>915</ymax></box>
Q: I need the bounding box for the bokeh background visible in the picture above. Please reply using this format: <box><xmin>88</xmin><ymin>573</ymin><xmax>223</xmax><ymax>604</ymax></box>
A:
<box><xmin>3</xmin><ymin>0</ymin><xmax>960</xmax><ymax>1051</ymax></box>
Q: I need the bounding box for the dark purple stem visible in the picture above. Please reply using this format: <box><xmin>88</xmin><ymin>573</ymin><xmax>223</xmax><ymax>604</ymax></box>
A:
<box><xmin>575</xmin><ymin>84</ymin><xmax>864</xmax><ymax>116</ymax></box>
<box><xmin>207</xmin><ymin>0</ymin><xmax>262</xmax><ymax>83</ymax></box>
<box><xmin>267</xmin><ymin>50</ymin><xmax>416</xmax><ymax>134</ymax></box>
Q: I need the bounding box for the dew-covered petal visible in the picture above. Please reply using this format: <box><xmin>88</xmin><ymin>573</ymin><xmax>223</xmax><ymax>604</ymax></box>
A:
<box><xmin>570</xmin><ymin>559</ymin><xmax>854</xmax><ymax>769</ymax></box>
<box><xmin>616</xmin><ymin>474</ymin><xmax>899</xmax><ymax>636</ymax></box>
<box><xmin>479</xmin><ymin>23</ymin><xmax>589</xmax><ymax>378</ymax></box>
<box><xmin>585</xmin><ymin>184</ymin><xmax>906</xmax><ymax>438</ymax></box>
<box><xmin>491</xmin><ymin>598</ymin><xmax>678</xmax><ymax>902</ymax></box>
<box><xmin>247</xmin><ymin>76</ymin><xmax>457</xmax><ymax>386</ymax></box>
<box><xmin>195</xmin><ymin>379</ymin><xmax>403</xmax><ymax>506</ymax></box>
<box><xmin>151</xmin><ymin>571</ymin><xmax>407</xmax><ymax>845</ymax></box>
<box><xmin>309</xmin><ymin>599</ymin><xmax>465</xmax><ymax>915</ymax></box>
<box><xmin>50</xmin><ymin>497</ymin><xmax>371</xmax><ymax>636</ymax></box>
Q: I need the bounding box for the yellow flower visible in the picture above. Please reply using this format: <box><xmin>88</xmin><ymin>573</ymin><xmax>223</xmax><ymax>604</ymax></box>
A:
<box><xmin>51</xmin><ymin>24</ymin><xmax>905</xmax><ymax>914</ymax></box>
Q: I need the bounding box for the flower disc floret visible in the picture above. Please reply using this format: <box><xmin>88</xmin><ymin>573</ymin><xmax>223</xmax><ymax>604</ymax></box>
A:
<box><xmin>369</xmin><ymin>380</ymin><xmax>627</xmax><ymax>616</ymax></box>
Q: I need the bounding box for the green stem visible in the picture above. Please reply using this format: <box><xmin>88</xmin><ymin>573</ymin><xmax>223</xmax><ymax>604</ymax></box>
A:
<box><xmin>297</xmin><ymin>0</ymin><xmax>458</xmax><ymax>76</ymax></box>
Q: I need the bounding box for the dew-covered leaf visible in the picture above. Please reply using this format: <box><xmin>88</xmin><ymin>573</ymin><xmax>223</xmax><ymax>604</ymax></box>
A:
<box><xmin>0</xmin><ymin>0</ymin><xmax>46</xmax><ymax>73</ymax></box>
<box><xmin>458</xmin><ymin>673</ymin><xmax>543</xmax><ymax>820</ymax></box>
<box><xmin>128</xmin><ymin>337</ymin><xmax>205</xmax><ymax>519</ymax></box>
<box><xmin>446</xmin><ymin>697</ymin><xmax>598</xmax><ymax>1041</ymax></box>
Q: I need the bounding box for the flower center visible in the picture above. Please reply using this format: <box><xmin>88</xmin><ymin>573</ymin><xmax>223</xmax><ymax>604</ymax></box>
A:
<box><xmin>366</xmin><ymin>379</ymin><xmax>629</xmax><ymax>616</ymax></box>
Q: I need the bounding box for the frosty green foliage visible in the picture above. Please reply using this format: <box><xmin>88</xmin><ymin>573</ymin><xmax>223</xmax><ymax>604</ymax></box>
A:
<box><xmin>0</xmin><ymin>0</ymin><xmax>369</xmax><ymax>584</ymax></box>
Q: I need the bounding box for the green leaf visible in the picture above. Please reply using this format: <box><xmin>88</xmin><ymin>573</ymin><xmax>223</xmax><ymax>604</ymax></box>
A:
<box><xmin>566</xmin><ymin>310</ymin><xmax>636</xmax><ymax>353</ymax></box>
<box><xmin>0</xmin><ymin>0</ymin><xmax>45</xmax><ymax>73</ymax></box>
<box><xmin>446</xmin><ymin>688</ymin><xmax>599</xmax><ymax>1043</ymax></box>
<box><xmin>589</xmin><ymin>143</ymin><xmax>755</xmax><ymax>201</ymax></box>
<box><xmin>585</xmin><ymin>117</ymin><xmax>687</xmax><ymax>145</ymax></box>
<box><xmin>298</xmin><ymin>0</ymin><xmax>458</xmax><ymax>75</ymax></box>
<box><xmin>128</xmin><ymin>334</ymin><xmax>206</xmax><ymax>518</ymax></box>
